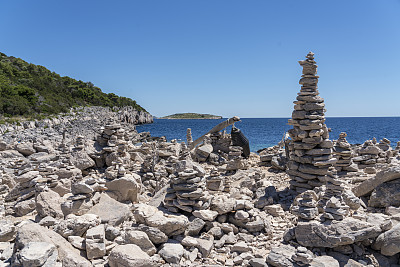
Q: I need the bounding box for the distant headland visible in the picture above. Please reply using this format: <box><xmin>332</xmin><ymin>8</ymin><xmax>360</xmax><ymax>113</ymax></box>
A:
<box><xmin>158</xmin><ymin>113</ymin><xmax>223</xmax><ymax>119</ymax></box>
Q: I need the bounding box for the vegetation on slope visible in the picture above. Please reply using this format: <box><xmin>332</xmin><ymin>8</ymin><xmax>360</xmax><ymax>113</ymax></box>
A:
<box><xmin>159</xmin><ymin>113</ymin><xmax>222</xmax><ymax>119</ymax></box>
<box><xmin>0</xmin><ymin>52</ymin><xmax>146</xmax><ymax>117</ymax></box>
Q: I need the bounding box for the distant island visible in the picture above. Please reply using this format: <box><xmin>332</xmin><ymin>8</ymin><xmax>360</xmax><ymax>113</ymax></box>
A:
<box><xmin>159</xmin><ymin>113</ymin><xmax>223</xmax><ymax>119</ymax></box>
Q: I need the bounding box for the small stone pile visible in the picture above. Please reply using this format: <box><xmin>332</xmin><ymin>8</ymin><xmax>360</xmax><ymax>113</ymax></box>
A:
<box><xmin>206</xmin><ymin>168</ymin><xmax>224</xmax><ymax>192</ymax></box>
<box><xmin>291</xmin><ymin>246</ymin><xmax>314</xmax><ymax>266</ymax></box>
<box><xmin>164</xmin><ymin>161</ymin><xmax>209</xmax><ymax>213</ymax></box>
<box><xmin>104</xmin><ymin>141</ymin><xmax>131</xmax><ymax>180</ymax></box>
<box><xmin>377</xmin><ymin>138</ymin><xmax>393</xmax><ymax>164</ymax></box>
<box><xmin>322</xmin><ymin>196</ymin><xmax>350</xmax><ymax>221</ymax></box>
<box><xmin>287</xmin><ymin>52</ymin><xmax>337</xmax><ymax>192</ymax></box>
<box><xmin>226</xmin><ymin>146</ymin><xmax>247</xmax><ymax>171</ymax></box>
<box><xmin>290</xmin><ymin>190</ymin><xmax>319</xmax><ymax>220</ymax></box>
<box><xmin>210</xmin><ymin>131</ymin><xmax>231</xmax><ymax>154</ymax></box>
<box><xmin>353</xmin><ymin>139</ymin><xmax>382</xmax><ymax>174</ymax></box>
<box><xmin>333</xmin><ymin>132</ymin><xmax>358</xmax><ymax>172</ymax></box>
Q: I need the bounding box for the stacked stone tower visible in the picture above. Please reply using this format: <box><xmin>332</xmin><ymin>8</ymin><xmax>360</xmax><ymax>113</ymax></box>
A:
<box><xmin>287</xmin><ymin>52</ymin><xmax>337</xmax><ymax>193</ymax></box>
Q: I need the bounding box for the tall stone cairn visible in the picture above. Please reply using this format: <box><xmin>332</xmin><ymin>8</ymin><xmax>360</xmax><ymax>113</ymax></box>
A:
<box><xmin>287</xmin><ymin>52</ymin><xmax>337</xmax><ymax>193</ymax></box>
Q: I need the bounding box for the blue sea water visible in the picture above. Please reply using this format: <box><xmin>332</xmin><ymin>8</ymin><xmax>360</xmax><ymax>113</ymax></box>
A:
<box><xmin>136</xmin><ymin>117</ymin><xmax>400</xmax><ymax>152</ymax></box>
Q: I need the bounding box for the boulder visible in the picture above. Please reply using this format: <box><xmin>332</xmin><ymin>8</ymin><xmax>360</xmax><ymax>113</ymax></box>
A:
<box><xmin>106</xmin><ymin>175</ymin><xmax>140</xmax><ymax>203</ymax></box>
<box><xmin>210</xmin><ymin>195</ymin><xmax>235</xmax><ymax>215</ymax></box>
<box><xmin>15</xmin><ymin>171</ymin><xmax>40</xmax><ymax>184</ymax></box>
<box><xmin>158</xmin><ymin>242</ymin><xmax>184</xmax><ymax>264</ymax></box>
<box><xmin>368</xmin><ymin>178</ymin><xmax>400</xmax><ymax>207</ymax></box>
<box><xmin>16</xmin><ymin>143</ymin><xmax>36</xmax><ymax>156</ymax></box>
<box><xmin>87</xmin><ymin>193</ymin><xmax>131</xmax><ymax>226</ymax></box>
<box><xmin>353</xmin><ymin>166</ymin><xmax>400</xmax><ymax>197</ymax></box>
<box><xmin>15</xmin><ymin>221</ymin><xmax>91</xmax><ymax>266</ymax></box>
<box><xmin>36</xmin><ymin>189</ymin><xmax>64</xmax><ymax>219</ymax></box>
<box><xmin>85</xmin><ymin>224</ymin><xmax>106</xmax><ymax>259</ymax></box>
<box><xmin>137</xmin><ymin>225</ymin><xmax>168</xmax><ymax>244</ymax></box>
<box><xmin>185</xmin><ymin>218</ymin><xmax>206</xmax><ymax>236</ymax></box>
<box><xmin>133</xmin><ymin>204</ymin><xmax>188</xmax><ymax>236</ymax></box>
<box><xmin>70</xmin><ymin>150</ymin><xmax>95</xmax><ymax>170</ymax></box>
<box><xmin>192</xmin><ymin>210</ymin><xmax>218</xmax><ymax>221</ymax></box>
<box><xmin>15</xmin><ymin>199</ymin><xmax>36</xmax><ymax>217</ymax></box>
<box><xmin>18</xmin><ymin>241</ymin><xmax>57</xmax><ymax>267</ymax></box>
<box><xmin>71</xmin><ymin>182</ymin><xmax>94</xmax><ymax>195</ymax></box>
<box><xmin>310</xmin><ymin>255</ymin><xmax>340</xmax><ymax>267</ymax></box>
<box><xmin>373</xmin><ymin>223</ymin><xmax>400</xmax><ymax>256</ymax></box>
<box><xmin>123</xmin><ymin>230</ymin><xmax>156</xmax><ymax>256</ymax></box>
<box><xmin>295</xmin><ymin>218</ymin><xmax>381</xmax><ymax>248</ymax></box>
<box><xmin>266</xmin><ymin>245</ymin><xmax>297</xmax><ymax>267</ymax></box>
<box><xmin>108</xmin><ymin>244</ymin><xmax>156</xmax><ymax>267</ymax></box>
<box><xmin>28</xmin><ymin>152</ymin><xmax>58</xmax><ymax>163</ymax></box>
<box><xmin>196</xmin><ymin>143</ymin><xmax>213</xmax><ymax>162</ymax></box>
<box><xmin>0</xmin><ymin>220</ymin><xmax>16</xmax><ymax>242</ymax></box>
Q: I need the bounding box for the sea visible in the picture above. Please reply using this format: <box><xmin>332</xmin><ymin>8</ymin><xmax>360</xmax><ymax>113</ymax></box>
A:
<box><xmin>136</xmin><ymin>117</ymin><xmax>400</xmax><ymax>152</ymax></box>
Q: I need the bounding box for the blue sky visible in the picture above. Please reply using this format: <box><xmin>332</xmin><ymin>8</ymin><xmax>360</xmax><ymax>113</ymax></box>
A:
<box><xmin>1</xmin><ymin>0</ymin><xmax>400</xmax><ymax>118</ymax></box>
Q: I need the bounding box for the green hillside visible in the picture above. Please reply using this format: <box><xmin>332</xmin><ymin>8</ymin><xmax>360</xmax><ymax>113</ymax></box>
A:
<box><xmin>0</xmin><ymin>52</ymin><xmax>146</xmax><ymax>117</ymax></box>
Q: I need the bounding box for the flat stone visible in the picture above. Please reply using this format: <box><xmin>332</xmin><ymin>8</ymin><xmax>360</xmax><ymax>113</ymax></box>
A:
<box><xmin>87</xmin><ymin>193</ymin><xmax>132</xmax><ymax>226</ymax></box>
<box><xmin>137</xmin><ymin>225</ymin><xmax>168</xmax><ymax>244</ymax></box>
<box><xmin>15</xmin><ymin>221</ymin><xmax>91</xmax><ymax>266</ymax></box>
<box><xmin>108</xmin><ymin>244</ymin><xmax>155</xmax><ymax>267</ymax></box>
<box><xmin>193</xmin><ymin>210</ymin><xmax>219</xmax><ymax>221</ymax></box>
<box><xmin>231</xmin><ymin>241</ymin><xmax>251</xmax><ymax>253</ymax></box>
<box><xmin>0</xmin><ymin>220</ymin><xmax>16</xmax><ymax>242</ymax></box>
<box><xmin>266</xmin><ymin>245</ymin><xmax>296</xmax><ymax>267</ymax></box>
<box><xmin>71</xmin><ymin>182</ymin><xmax>94</xmax><ymax>195</ymax></box>
<box><xmin>36</xmin><ymin>189</ymin><xmax>64</xmax><ymax>219</ymax></box>
<box><xmin>373</xmin><ymin>222</ymin><xmax>400</xmax><ymax>256</ymax></box>
<box><xmin>295</xmin><ymin>218</ymin><xmax>381</xmax><ymax>248</ymax></box>
<box><xmin>185</xmin><ymin>218</ymin><xmax>206</xmax><ymax>236</ymax></box>
<box><xmin>158</xmin><ymin>242</ymin><xmax>184</xmax><ymax>264</ymax></box>
<box><xmin>133</xmin><ymin>203</ymin><xmax>188</xmax><ymax>236</ymax></box>
<box><xmin>106</xmin><ymin>175</ymin><xmax>140</xmax><ymax>203</ymax></box>
<box><xmin>19</xmin><ymin>241</ymin><xmax>56</xmax><ymax>267</ymax></box>
<box><xmin>123</xmin><ymin>230</ymin><xmax>156</xmax><ymax>256</ymax></box>
<box><xmin>85</xmin><ymin>224</ymin><xmax>106</xmax><ymax>259</ymax></box>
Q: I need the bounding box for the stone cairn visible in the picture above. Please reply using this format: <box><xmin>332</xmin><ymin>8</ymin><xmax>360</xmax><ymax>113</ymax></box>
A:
<box><xmin>226</xmin><ymin>146</ymin><xmax>246</xmax><ymax>172</ymax></box>
<box><xmin>353</xmin><ymin>139</ymin><xmax>383</xmax><ymax>174</ymax></box>
<box><xmin>287</xmin><ymin>52</ymin><xmax>337</xmax><ymax>193</ymax></box>
<box><xmin>290</xmin><ymin>190</ymin><xmax>319</xmax><ymax>220</ymax></box>
<box><xmin>377</xmin><ymin>138</ymin><xmax>393</xmax><ymax>164</ymax></box>
<box><xmin>186</xmin><ymin>128</ymin><xmax>193</xmax><ymax>147</ymax></box>
<box><xmin>333</xmin><ymin>132</ymin><xmax>358</xmax><ymax>172</ymax></box>
<box><xmin>164</xmin><ymin>161</ymin><xmax>209</xmax><ymax>213</ymax></box>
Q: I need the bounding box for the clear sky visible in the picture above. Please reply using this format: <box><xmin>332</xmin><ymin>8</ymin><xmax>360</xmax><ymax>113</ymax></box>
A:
<box><xmin>1</xmin><ymin>0</ymin><xmax>399</xmax><ymax>118</ymax></box>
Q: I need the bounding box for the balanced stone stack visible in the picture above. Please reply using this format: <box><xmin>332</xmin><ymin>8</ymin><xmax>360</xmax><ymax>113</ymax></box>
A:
<box><xmin>226</xmin><ymin>146</ymin><xmax>247</xmax><ymax>171</ymax></box>
<box><xmin>186</xmin><ymin>128</ymin><xmax>193</xmax><ymax>147</ymax></box>
<box><xmin>377</xmin><ymin>138</ymin><xmax>393</xmax><ymax>164</ymax></box>
<box><xmin>206</xmin><ymin>167</ymin><xmax>224</xmax><ymax>192</ymax></box>
<box><xmin>353</xmin><ymin>139</ymin><xmax>382</xmax><ymax>174</ymax></box>
<box><xmin>322</xmin><ymin>196</ymin><xmax>350</xmax><ymax>221</ymax></box>
<box><xmin>104</xmin><ymin>141</ymin><xmax>132</xmax><ymax>180</ymax></box>
<box><xmin>333</xmin><ymin>132</ymin><xmax>358</xmax><ymax>172</ymax></box>
<box><xmin>93</xmin><ymin>124</ymin><xmax>129</xmax><ymax>168</ymax></box>
<box><xmin>287</xmin><ymin>52</ymin><xmax>337</xmax><ymax>192</ymax></box>
<box><xmin>164</xmin><ymin>162</ymin><xmax>209</xmax><ymax>213</ymax></box>
<box><xmin>290</xmin><ymin>190</ymin><xmax>319</xmax><ymax>220</ymax></box>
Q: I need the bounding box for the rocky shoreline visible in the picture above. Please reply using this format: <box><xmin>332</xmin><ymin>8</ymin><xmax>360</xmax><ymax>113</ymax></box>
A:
<box><xmin>1</xmin><ymin>54</ymin><xmax>400</xmax><ymax>267</ymax></box>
